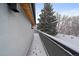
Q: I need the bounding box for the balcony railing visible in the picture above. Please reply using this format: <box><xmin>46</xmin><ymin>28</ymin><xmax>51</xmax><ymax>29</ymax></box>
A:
<box><xmin>37</xmin><ymin>30</ymin><xmax>79</xmax><ymax>56</ymax></box>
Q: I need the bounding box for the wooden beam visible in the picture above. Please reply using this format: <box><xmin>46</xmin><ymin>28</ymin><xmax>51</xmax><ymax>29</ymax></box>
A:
<box><xmin>20</xmin><ymin>3</ymin><xmax>36</xmax><ymax>29</ymax></box>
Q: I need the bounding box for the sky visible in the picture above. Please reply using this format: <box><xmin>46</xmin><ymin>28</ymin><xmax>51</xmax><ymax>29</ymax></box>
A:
<box><xmin>35</xmin><ymin>3</ymin><xmax>79</xmax><ymax>23</ymax></box>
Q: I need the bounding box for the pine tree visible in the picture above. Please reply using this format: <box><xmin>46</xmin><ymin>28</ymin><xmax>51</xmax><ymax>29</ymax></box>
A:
<box><xmin>37</xmin><ymin>3</ymin><xmax>57</xmax><ymax>36</ymax></box>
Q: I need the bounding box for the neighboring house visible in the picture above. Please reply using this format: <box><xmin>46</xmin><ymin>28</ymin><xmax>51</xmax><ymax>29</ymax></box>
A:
<box><xmin>0</xmin><ymin>3</ymin><xmax>36</xmax><ymax>56</ymax></box>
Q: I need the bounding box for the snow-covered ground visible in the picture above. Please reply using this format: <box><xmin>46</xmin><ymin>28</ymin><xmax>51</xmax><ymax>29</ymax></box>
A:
<box><xmin>27</xmin><ymin>33</ymin><xmax>47</xmax><ymax>56</ymax></box>
<box><xmin>55</xmin><ymin>33</ymin><xmax>79</xmax><ymax>53</ymax></box>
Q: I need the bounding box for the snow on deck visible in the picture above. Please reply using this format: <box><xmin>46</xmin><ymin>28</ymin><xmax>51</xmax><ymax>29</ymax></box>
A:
<box><xmin>27</xmin><ymin>33</ymin><xmax>47</xmax><ymax>56</ymax></box>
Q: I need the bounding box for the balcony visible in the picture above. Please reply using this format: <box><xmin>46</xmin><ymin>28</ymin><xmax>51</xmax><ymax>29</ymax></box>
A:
<box><xmin>27</xmin><ymin>30</ymin><xmax>79</xmax><ymax>56</ymax></box>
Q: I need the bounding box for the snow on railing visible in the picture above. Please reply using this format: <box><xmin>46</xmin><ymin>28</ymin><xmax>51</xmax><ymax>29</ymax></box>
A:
<box><xmin>37</xmin><ymin>30</ymin><xmax>79</xmax><ymax>55</ymax></box>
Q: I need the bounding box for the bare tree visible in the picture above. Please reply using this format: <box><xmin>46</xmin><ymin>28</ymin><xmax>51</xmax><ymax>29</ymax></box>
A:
<box><xmin>56</xmin><ymin>14</ymin><xmax>79</xmax><ymax>36</ymax></box>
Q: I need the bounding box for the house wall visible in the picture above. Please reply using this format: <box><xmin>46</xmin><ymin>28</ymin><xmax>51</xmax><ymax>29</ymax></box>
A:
<box><xmin>0</xmin><ymin>3</ymin><xmax>34</xmax><ymax>56</ymax></box>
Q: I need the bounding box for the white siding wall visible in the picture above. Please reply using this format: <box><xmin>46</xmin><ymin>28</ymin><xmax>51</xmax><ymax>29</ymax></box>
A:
<box><xmin>0</xmin><ymin>4</ymin><xmax>34</xmax><ymax>56</ymax></box>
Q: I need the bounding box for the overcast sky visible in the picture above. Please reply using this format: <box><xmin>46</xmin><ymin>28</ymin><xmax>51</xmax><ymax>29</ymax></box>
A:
<box><xmin>35</xmin><ymin>3</ymin><xmax>79</xmax><ymax>23</ymax></box>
